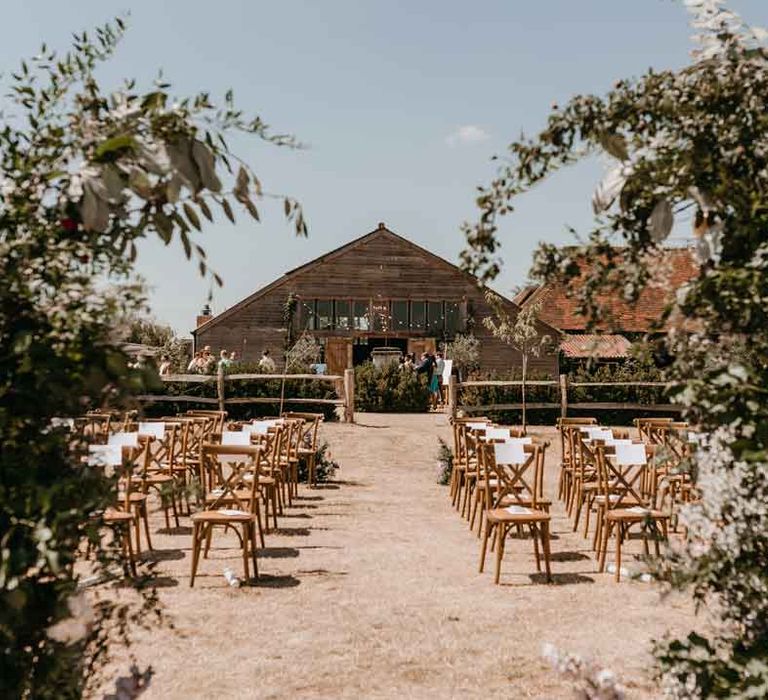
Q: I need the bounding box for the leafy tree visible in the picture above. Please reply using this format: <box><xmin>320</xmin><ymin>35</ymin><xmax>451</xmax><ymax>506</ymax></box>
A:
<box><xmin>0</xmin><ymin>19</ymin><xmax>306</xmax><ymax>698</ymax></box>
<box><xmin>483</xmin><ymin>292</ymin><xmax>551</xmax><ymax>431</ymax></box>
<box><xmin>444</xmin><ymin>333</ymin><xmax>480</xmax><ymax>380</ymax></box>
<box><xmin>461</xmin><ymin>1</ymin><xmax>768</xmax><ymax>695</ymax></box>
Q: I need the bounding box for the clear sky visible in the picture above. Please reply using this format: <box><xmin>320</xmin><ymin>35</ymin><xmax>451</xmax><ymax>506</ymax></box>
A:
<box><xmin>2</xmin><ymin>1</ymin><xmax>765</xmax><ymax>333</ymax></box>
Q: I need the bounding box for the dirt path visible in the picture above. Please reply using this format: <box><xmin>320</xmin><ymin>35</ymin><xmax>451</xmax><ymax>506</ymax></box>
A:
<box><xmin>97</xmin><ymin>413</ymin><xmax>694</xmax><ymax>699</ymax></box>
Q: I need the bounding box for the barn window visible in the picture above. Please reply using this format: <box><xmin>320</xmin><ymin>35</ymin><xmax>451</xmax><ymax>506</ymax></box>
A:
<box><xmin>391</xmin><ymin>300</ymin><xmax>409</xmax><ymax>331</ymax></box>
<box><xmin>410</xmin><ymin>301</ymin><xmax>426</xmax><ymax>330</ymax></box>
<box><xmin>427</xmin><ymin>301</ymin><xmax>443</xmax><ymax>334</ymax></box>
<box><xmin>445</xmin><ymin>302</ymin><xmax>462</xmax><ymax>333</ymax></box>
<box><xmin>353</xmin><ymin>301</ymin><xmax>370</xmax><ymax>331</ymax></box>
<box><xmin>371</xmin><ymin>301</ymin><xmax>390</xmax><ymax>332</ymax></box>
<box><xmin>335</xmin><ymin>300</ymin><xmax>351</xmax><ymax>330</ymax></box>
<box><xmin>316</xmin><ymin>300</ymin><xmax>333</xmax><ymax>330</ymax></box>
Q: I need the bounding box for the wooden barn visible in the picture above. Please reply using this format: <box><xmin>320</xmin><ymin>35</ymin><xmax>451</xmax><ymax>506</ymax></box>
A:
<box><xmin>192</xmin><ymin>223</ymin><xmax>561</xmax><ymax>376</ymax></box>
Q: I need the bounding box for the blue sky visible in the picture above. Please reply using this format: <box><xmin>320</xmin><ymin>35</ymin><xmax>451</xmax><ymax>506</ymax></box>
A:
<box><xmin>2</xmin><ymin>1</ymin><xmax>765</xmax><ymax>333</ymax></box>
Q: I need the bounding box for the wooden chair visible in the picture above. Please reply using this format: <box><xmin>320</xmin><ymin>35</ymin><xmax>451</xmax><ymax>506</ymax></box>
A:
<box><xmin>556</xmin><ymin>417</ymin><xmax>597</xmax><ymax>505</ymax></box>
<box><xmin>190</xmin><ymin>444</ymin><xmax>264</xmax><ymax>587</ymax></box>
<box><xmin>449</xmin><ymin>417</ymin><xmax>490</xmax><ymax>511</ymax></box>
<box><xmin>596</xmin><ymin>442</ymin><xmax>670</xmax><ymax>581</ymax></box>
<box><xmin>479</xmin><ymin>442</ymin><xmax>552</xmax><ymax>584</ymax></box>
<box><xmin>108</xmin><ymin>432</ymin><xmax>155</xmax><ymax>552</ymax></box>
<box><xmin>282</xmin><ymin>412</ymin><xmax>323</xmax><ymax>487</ymax></box>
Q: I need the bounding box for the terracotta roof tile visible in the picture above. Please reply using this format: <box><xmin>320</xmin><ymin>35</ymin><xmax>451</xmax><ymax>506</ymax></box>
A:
<box><xmin>523</xmin><ymin>247</ymin><xmax>698</xmax><ymax>333</ymax></box>
<box><xmin>560</xmin><ymin>333</ymin><xmax>632</xmax><ymax>359</ymax></box>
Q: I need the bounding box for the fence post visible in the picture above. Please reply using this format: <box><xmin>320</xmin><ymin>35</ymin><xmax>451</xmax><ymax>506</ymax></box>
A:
<box><xmin>448</xmin><ymin>375</ymin><xmax>458</xmax><ymax>418</ymax></box>
<box><xmin>343</xmin><ymin>368</ymin><xmax>355</xmax><ymax>423</ymax></box>
<box><xmin>559</xmin><ymin>373</ymin><xmax>568</xmax><ymax>418</ymax></box>
<box><xmin>217</xmin><ymin>365</ymin><xmax>226</xmax><ymax>413</ymax></box>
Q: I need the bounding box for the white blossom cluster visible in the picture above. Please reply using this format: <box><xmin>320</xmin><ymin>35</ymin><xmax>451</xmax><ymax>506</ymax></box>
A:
<box><xmin>541</xmin><ymin>643</ymin><xmax>626</xmax><ymax>700</ymax></box>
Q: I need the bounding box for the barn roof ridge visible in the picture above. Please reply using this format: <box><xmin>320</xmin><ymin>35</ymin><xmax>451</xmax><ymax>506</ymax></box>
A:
<box><xmin>192</xmin><ymin>223</ymin><xmax>559</xmax><ymax>336</ymax></box>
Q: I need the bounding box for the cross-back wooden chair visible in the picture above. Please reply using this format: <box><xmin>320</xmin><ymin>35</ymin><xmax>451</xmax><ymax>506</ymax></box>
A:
<box><xmin>449</xmin><ymin>418</ymin><xmax>490</xmax><ymax>511</ymax></box>
<box><xmin>189</xmin><ymin>444</ymin><xmax>264</xmax><ymax>587</ymax></box>
<box><xmin>187</xmin><ymin>409</ymin><xmax>228</xmax><ymax>435</ymax></box>
<box><xmin>479</xmin><ymin>441</ymin><xmax>552</xmax><ymax>584</ymax></box>
<box><xmin>282</xmin><ymin>412</ymin><xmax>323</xmax><ymax>487</ymax></box>
<box><xmin>556</xmin><ymin>417</ymin><xmax>597</xmax><ymax>504</ymax></box>
<box><xmin>108</xmin><ymin>432</ymin><xmax>155</xmax><ymax>552</ymax></box>
<box><xmin>93</xmin><ymin>442</ymin><xmax>143</xmax><ymax>577</ymax></box>
<box><xmin>595</xmin><ymin>442</ymin><xmax>670</xmax><ymax>581</ymax></box>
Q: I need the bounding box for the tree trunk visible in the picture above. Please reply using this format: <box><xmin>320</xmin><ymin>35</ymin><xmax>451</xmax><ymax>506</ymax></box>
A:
<box><xmin>521</xmin><ymin>354</ymin><xmax>527</xmax><ymax>434</ymax></box>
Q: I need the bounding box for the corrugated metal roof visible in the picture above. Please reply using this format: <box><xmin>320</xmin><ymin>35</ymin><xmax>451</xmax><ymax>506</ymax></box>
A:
<box><xmin>560</xmin><ymin>333</ymin><xmax>631</xmax><ymax>359</ymax></box>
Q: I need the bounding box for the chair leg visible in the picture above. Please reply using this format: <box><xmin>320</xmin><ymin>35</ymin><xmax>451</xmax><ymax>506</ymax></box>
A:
<box><xmin>250</xmin><ymin>523</ymin><xmax>259</xmax><ymax>579</ymax></box>
<box><xmin>241</xmin><ymin>523</ymin><xmax>250</xmax><ymax>581</ymax></box>
<box><xmin>541</xmin><ymin>521</ymin><xmax>552</xmax><ymax>583</ymax></box>
<box><xmin>479</xmin><ymin>521</ymin><xmax>492</xmax><ymax>573</ymax></box>
<box><xmin>531</xmin><ymin>524</ymin><xmax>541</xmax><ymax>572</ymax></box>
<box><xmin>599</xmin><ymin>520</ymin><xmax>612</xmax><ymax>573</ymax></box>
<box><xmin>190</xmin><ymin>522</ymin><xmax>201</xmax><ymax>587</ymax></box>
<box><xmin>494</xmin><ymin>524</ymin><xmax>506</xmax><ymax>584</ymax></box>
<box><xmin>615</xmin><ymin>523</ymin><xmax>623</xmax><ymax>582</ymax></box>
<box><xmin>204</xmin><ymin>524</ymin><xmax>213</xmax><ymax>558</ymax></box>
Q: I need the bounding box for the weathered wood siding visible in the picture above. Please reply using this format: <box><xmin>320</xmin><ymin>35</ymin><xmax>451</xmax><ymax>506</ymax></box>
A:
<box><xmin>194</xmin><ymin>228</ymin><xmax>560</xmax><ymax>376</ymax></box>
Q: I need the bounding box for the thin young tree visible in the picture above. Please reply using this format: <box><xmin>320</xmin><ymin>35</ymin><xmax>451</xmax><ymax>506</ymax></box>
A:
<box><xmin>483</xmin><ymin>292</ymin><xmax>550</xmax><ymax>432</ymax></box>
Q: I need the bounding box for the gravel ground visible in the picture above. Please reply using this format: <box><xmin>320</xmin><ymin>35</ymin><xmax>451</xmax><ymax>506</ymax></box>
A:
<box><xmin>93</xmin><ymin>413</ymin><xmax>696</xmax><ymax>699</ymax></box>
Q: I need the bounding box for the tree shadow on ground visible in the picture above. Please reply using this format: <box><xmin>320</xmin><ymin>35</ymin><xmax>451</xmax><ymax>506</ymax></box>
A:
<box><xmin>353</xmin><ymin>422</ymin><xmax>390</xmax><ymax>429</ymax></box>
<box><xmin>296</xmin><ymin>568</ymin><xmax>348</xmax><ymax>578</ymax></box>
<box><xmin>257</xmin><ymin>546</ymin><xmax>299</xmax><ymax>559</ymax></box>
<box><xmin>280</xmin><ymin>513</ymin><xmax>312</xmax><ymax>519</ymax></box>
<box><xmin>294</xmin><ymin>495</ymin><xmax>324</xmax><ymax>501</ymax></box>
<box><xmin>149</xmin><ymin>576</ymin><xmax>180</xmax><ymax>588</ymax></box>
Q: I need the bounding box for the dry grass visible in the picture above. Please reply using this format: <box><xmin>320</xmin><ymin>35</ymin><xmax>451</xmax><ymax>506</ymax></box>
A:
<box><xmin>93</xmin><ymin>414</ymin><xmax>695</xmax><ymax>699</ymax></box>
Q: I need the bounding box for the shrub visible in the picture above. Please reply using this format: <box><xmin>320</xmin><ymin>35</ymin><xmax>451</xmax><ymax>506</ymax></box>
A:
<box><xmin>354</xmin><ymin>362</ymin><xmax>430</xmax><ymax>413</ymax></box>
<box><xmin>297</xmin><ymin>441</ymin><xmax>339</xmax><ymax>483</ymax></box>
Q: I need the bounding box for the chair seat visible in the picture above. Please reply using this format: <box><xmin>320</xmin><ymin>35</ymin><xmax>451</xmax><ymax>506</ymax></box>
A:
<box><xmin>104</xmin><ymin>508</ymin><xmax>134</xmax><ymax>523</ymax></box>
<box><xmin>486</xmin><ymin>506</ymin><xmax>550</xmax><ymax>523</ymax></box>
<box><xmin>498</xmin><ymin>496</ymin><xmax>552</xmax><ymax>510</ymax></box>
<box><xmin>607</xmin><ymin>507</ymin><xmax>668</xmax><ymax>521</ymax></box>
<box><xmin>191</xmin><ymin>509</ymin><xmax>254</xmax><ymax>523</ymax></box>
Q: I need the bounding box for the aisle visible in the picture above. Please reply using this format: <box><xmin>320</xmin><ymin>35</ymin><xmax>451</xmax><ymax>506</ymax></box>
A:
<box><xmin>96</xmin><ymin>413</ymin><xmax>693</xmax><ymax>700</ymax></box>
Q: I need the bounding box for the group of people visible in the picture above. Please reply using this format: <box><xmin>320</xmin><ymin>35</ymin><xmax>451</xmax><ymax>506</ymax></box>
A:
<box><xmin>400</xmin><ymin>350</ymin><xmax>446</xmax><ymax>410</ymax></box>
<box><xmin>186</xmin><ymin>346</ymin><xmax>238</xmax><ymax>374</ymax></box>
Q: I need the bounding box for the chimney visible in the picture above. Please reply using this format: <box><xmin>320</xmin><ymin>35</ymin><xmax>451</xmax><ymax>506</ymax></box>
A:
<box><xmin>196</xmin><ymin>303</ymin><xmax>212</xmax><ymax>328</ymax></box>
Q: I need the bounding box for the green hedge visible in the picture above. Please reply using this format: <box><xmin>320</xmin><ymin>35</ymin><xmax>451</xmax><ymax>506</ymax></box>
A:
<box><xmin>459</xmin><ymin>361</ymin><xmax>677</xmax><ymax>426</ymax></box>
<box><xmin>354</xmin><ymin>362</ymin><xmax>431</xmax><ymax>413</ymax></box>
<box><xmin>141</xmin><ymin>364</ymin><xmax>340</xmax><ymax>421</ymax></box>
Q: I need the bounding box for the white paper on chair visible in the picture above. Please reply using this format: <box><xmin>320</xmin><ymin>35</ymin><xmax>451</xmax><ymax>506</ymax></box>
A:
<box><xmin>467</xmin><ymin>422</ymin><xmax>488</xmax><ymax>430</ymax></box>
<box><xmin>585</xmin><ymin>428</ymin><xmax>613</xmax><ymax>442</ymax></box>
<box><xmin>505</xmin><ymin>437</ymin><xmax>533</xmax><ymax>445</ymax></box>
<box><xmin>484</xmin><ymin>427</ymin><xmax>511</xmax><ymax>441</ymax></box>
<box><xmin>605</xmin><ymin>438</ymin><xmax>633</xmax><ymax>447</ymax></box>
<box><xmin>505</xmin><ymin>505</ymin><xmax>532</xmax><ymax>515</ymax></box>
<box><xmin>615</xmin><ymin>442</ymin><xmax>647</xmax><ymax>465</ymax></box>
<box><xmin>217</xmin><ymin>508</ymin><xmax>249</xmax><ymax>517</ymax></box>
<box><xmin>442</xmin><ymin>359</ymin><xmax>453</xmax><ymax>384</ymax></box>
<box><xmin>222</xmin><ymin>431</ymin><xmax>251</xmax><ymax>446</ymax></box>
<box><xmin>494</xmin><ymin>441</ymin><xmax>526</xmax><ymax>465</ymax></box>
<box><xmin>138</xmin><ymin>422</ymin><xmax>165</xmax><ymax>439</ymax></box>
<box><xmin>108</xmin><ymin>432</ymin><xmax>139</xmax><ymax>447</ymax></box>
<box><xmin>88</xmin><ymin>444</ymin><xmax>122</xmax><ymax>466</ymax></box>
<box><xmin>243</xmin><ymin>422</ymin><xmax>270</xmax><ymax>435</ymax></box>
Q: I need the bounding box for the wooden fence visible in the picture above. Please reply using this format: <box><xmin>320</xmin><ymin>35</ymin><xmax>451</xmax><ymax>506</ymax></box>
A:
<box><xmin>447</xmin><ymin>375</ymin><xmax>682</xmax><ymax>417</ymax></box>
<box><xmin>137</xmin><ymin>368</ymin><xmax>356</xmax><ymax>423</ymax></box>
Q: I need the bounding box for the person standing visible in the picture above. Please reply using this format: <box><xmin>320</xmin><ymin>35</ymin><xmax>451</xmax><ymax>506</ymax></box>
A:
<box><xmin>434</xmin><ymin>351</ymin><xmax>445</xmax><ymax>407</ymax></box>
<box><xmin>258</xmin><ymin>348</ymin><xmax>276</xmax><ymax>373</ymax></box>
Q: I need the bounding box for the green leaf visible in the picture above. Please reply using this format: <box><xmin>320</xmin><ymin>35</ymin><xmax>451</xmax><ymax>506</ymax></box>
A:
<box><xmin>221</xmin><ymin>198</ymin><xmax>235</xmax><ymax>223</ymax></box>
<box><xmin>213</xmin><ymin>272</ymin><xmax>223</xmax><ymax>287</ymax></box>
<box><xmin>94</xmin><ymin>133</ymin><xmax>136</xmax><ymax>161</ymax></box>
<box><xmin>192</xmin><ymin>140</ymin><xmax>222</xmax><ymax>193</ymax></box>
<box><xmin>233</xmin><ymin>166</ymin><xmax>249</xmax><ymax>201</ymax></box>
<box><xmin>154</xmin><ymin>210</ymin><xmax>173</xmax><ymax>243</ymax></box>
<box><xmin>180</xmin><ymin>229</ymin><xmax>192</xmax><ymax>259</ymax></box>
<box><xmin>183</xmin><ymin>202</ymin><xmax>201</xmax><ymax>231</ymax></box>
<box><xmin>242</xmin><ymin>197</ymin><xmax>260</xmax><ymax>221</ymax></box>
<box><xmin>197</xmin><ymin>198</ymin><xmax>213</xmax><ymax>222</ymax></box>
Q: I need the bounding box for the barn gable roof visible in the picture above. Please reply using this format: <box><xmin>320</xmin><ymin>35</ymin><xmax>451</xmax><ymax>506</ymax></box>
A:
<box><xmin>192</xmin><ymin>223</ymin><xmax>560</xmax><ymax>337</ymax></box>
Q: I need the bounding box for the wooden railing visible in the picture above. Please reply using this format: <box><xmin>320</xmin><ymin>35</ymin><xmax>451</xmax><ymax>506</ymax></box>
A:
<box><xmin>447</xmin><ymin>375</ymin><xmax>681</xmax><ymax>417</ymax></box>
<box><xmin>137</xmin><ymin>368</ymin><xmax>356</xmax><ymax>422</ymax></box>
